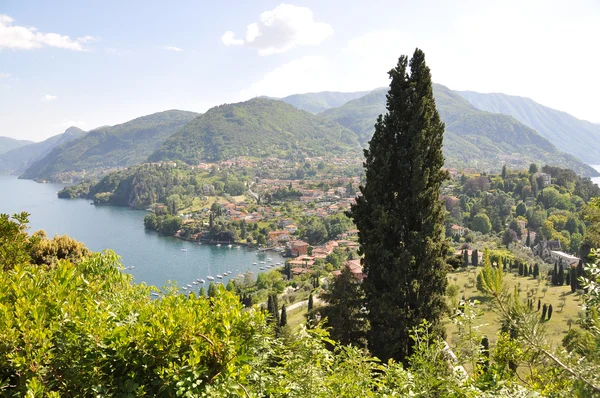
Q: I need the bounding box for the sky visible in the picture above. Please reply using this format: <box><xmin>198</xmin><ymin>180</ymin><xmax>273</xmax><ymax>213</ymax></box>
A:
<box><xmin>1</xmin><ymin>0</ymin><xmax>599</xmax><ymax>141</ymax></box>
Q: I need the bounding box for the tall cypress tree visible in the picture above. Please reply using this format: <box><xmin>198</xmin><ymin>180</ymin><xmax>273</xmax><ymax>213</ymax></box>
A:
<box><xmin>350</xmin><ymin>49</ymin><xmax>448</xmax><ymax>363</ymax></box>
<box><xmin>570</xmin><ymin>268</ymin><xmax>577</xmax><ymax>292</ymax></box>
<box><xmin>280</xmin><ymin>304</ymin><xmax>287</xmax><ymax>327</ymax></box>
<box><xmin>471</xmin><ymin>249</ymin><xmax>479</xmax><ymax>267</ymax></box>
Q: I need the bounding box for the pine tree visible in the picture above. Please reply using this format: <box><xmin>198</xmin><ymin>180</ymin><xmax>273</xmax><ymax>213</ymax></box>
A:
<box><xmin>501</xmin><ymin>165</ymin><xmax>507</xmax><ymax>179</ymax></box>
<box><xmin>199</xmin><ymin>286</ymin><xmax>206</xmax><ymax>297</ymax></box>
<box><xmin>525</xmin><ymin>230</ymin><xmax>531</xmax><ymax>247</ymax></box>
<box><xmin>518</xmin><ymin>262</ymin><xmax>524</xmax><ymax>276</ymax></box>
<box><xmin>280</xmin><ymin>304</ymin><xmax>287</xmax><ymax>327</ymax></box>
<box><xmin>479</xmin><ymin>336</ymin><xmax>490</xmax><ymax>373</ymax></box>
<box><xmin>548</xmin><ymin>304</ymin><xmax>553</xmax><ymax>320</ymax></box>
<box><xmin>533</xmin><ymin>263</ymin><xmax>539</xmax><ymax>278</ymax></box>
<box><xmin>226</xmin><ymin>280</ymin><xmax>235</xmax><ymax>292</ymax></box>
<box><xmin>463</xmin><ymin>250</ymin><xmax>469</xmax><ymax>268</ymax></box>
<box><xmin>308</xmin><ymin>292</ymin><xmax>314</xmax><ymax>311</ymax></box>
<box><xmin>349</xmin><ymin>49</ymin><xmax>448</xmax><ymax>362</ymax></box>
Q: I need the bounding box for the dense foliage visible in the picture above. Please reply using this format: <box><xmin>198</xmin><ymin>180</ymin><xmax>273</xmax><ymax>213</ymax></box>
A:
<box><xmin>351</xmin><ymin>49</ymin><xmax>449</xmax><ymax>362</ymax></box>
<box><xmin>21</xmin><ymin>110</ymin><xmax>198</xmax><ymax>182</ymax></box>
<box><xmin>149</xmin><ymin>98</ymin><xmax>362</xmax><ymax>164</ymax></box>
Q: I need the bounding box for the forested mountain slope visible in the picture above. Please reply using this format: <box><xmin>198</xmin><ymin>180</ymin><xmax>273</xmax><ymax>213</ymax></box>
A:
<box><xmin>319</xmin><ymin>85</ymin><xmax>598</xmax><ymax>176</ymax></box>
<box><xmin>0</xmin><ymin>127</ymin><xmax>86</xmax><ymax>175</ymax></box>
<box><xmin>149</xmin><ymin>98</ymin><xmax>362</xmax><ymax>164</ymax></box>
<box><xmin>457</xmin><ymin>90</ymin><xmax>600</xmax><ymax>164</ymax></box>
<box><xmin>21</xmin><ymin>110</ymin><xmax>198</xmax><ymax>182</ymax></box>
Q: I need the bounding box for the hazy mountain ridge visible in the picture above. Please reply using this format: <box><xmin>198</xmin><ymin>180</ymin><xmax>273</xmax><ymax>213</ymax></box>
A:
<box><xmin>0</xmin><ymin>127</ymin><xmax>86</xmax><ymax>175</ymax></box>
<box><xmin>457</xmin><ymin>90</ymin><xmax>600</xmax><ymax>164</ymax></box>
<box><xmin>149</xmin><ymin>98</ymin><xmax>362</xmax><ymax>164</ymax></box>
<box><xmin>273</xmin><ymin>90</ymin><xmax>371</xmax><ymax>113</ymax></box>
<box><xmin>21</xmin><ymin>110</ymin><xmax>198</xmax><ymax>182</ymax></box>
<box><xmin>318</xmin><ymin>84</ymin><xmax>597</xmax><ymax>176</ymax></box>
<box><xmin>0</xmin><ymin>137</ymin><xmax>34</xmax><ymax>155</ymax></box>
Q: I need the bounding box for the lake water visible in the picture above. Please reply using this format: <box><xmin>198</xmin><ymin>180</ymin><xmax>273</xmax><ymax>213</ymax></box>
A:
<box><xmin>0</xmin><ymin>176</ymin><xmax>284</xmax><ymax>291</ymax></box>
<box><xmin>592</xmin><ymin>165</ymin><xmax>600</xmax><ymax>186</ymax></box>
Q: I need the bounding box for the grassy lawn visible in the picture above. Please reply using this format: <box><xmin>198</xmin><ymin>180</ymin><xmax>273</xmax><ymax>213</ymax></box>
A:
<box><xmin>444</xmin><ymin>267</ymin><xmax>584</xmax><ymax>352</ymax></box>
<box><xmin>287</xmin><ymin>304</ymin><xmax>308</xmax><ymax>331</ymax></box>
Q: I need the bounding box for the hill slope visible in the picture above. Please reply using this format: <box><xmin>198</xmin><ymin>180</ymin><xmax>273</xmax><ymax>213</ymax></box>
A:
<box><xmin>0</xmin><ymin>137</ymin><xmax>34</xmax><ymax>154</ymax></box>
<box><xmin>0</xmin><ymin>127</ymin><xmax>86</xmax><ymax>175</ymax></box>
<box><xmin>149</xmin><ymin>98</ymin><xmax>362</xmax><ymax>164</ymax></box>
<box><xmin>457</xmin><ymin>90</ymin><xmax>600</xmax><ymax>164</ymax></box>
<box><xmin>21</xmin><ymin>110</ymin><xmax>198</xmax><ymax>182</ymax></box>
<box><xmin>274</xmin><ymin>91</ymin><xmax>370</xmax><ymax>114</ymax></box>
<box><xmin>319</xmin><ymin>85</ymin><xmax>597</xmax><ymax>176</ymax></box>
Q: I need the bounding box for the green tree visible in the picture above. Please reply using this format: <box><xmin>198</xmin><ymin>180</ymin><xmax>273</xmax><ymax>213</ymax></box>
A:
<box><xmin>208</xmin><ymin>282</ymin><xmax>217</xmax><ymax>297</ymax></box>
<box><xmin>529</xmin><ymin>163</ymin><xmax>539</xmax><ymax>174</ymax></box>
<box><xmin>472</xmin><ymin>213</ymin><xmax>492</xmax><ymax>234</ymax></box>
<box><xmin>321</xmin><ymin>267</ymin><xmax>368</xmax><ymax>347</ymax></box>
<box><xmin>350</xmin><ymin>49</ymin><xmax>448</xmax><ymax>362</ymax></box>
<box><xmin>199</xmin><ymin>286</ymin><xmax>206</xmax><ymax>297</ymax></box>
<box><xmin>280</xmin><ymin>304</ymin><xmax>287</xmax><ymax>327</ymax></box>
<box><xmin>516</xmin><ymin>202</ymin><xmax>527</xmax><ymax>217</ymax></box>
<box><xmin>308</xmin><ymin>291</ymin><xmax>314</xmax><ymax>311</ymax></box>
<box><xmin>471</xmin><ymin>249</ymin><xmax>479</xmax><ymax>267</ymax></box>
<box><xmin>0</xmin><ymin>212</ymin><xmax>32</xmax><ymax>271</ymax></box>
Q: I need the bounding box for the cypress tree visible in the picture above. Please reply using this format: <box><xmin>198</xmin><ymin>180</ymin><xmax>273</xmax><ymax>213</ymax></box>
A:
<box><xmin>308</xmin><ymin>292</ymin><xmax>314</xmax><ymax>311</ymax></box>
<box><xmin>208</xmin><ymin>282</ymin><xmax>217</xmax><ymax>298</ymax></box>
<box><xmin>471</xmin><ymin>249</ymin><xmax>479</xmax><ymax>267</ymax></box>
<box><xmin>576</xmin><ymin>260</ymin><xmax>584</xmax><ymax>289</ymax></box>
<box><xmin>566</xmin><ymin>269</ymin><xmax>571</xmax><ymax>287</ymax></box>
<box><xmin>537</xmin><ymin>299</ymin><xmax>541</xmax><ymax>311</ymax></box>
<box><xmin>548</xmin><ymin>304</ymin><xmax>553</xmax><ymax>320</ymax></box>
<box><xmin>199</xmin><ymin>286</ymin><xmax>206</xmax><ymax>297</ymax></box>
<box><xmin>533</xmin><ymin>263</ymin><xmax>539</xmax><ymax>278</ymax></box>
<box><xmin>542</xmin><ymin>304</ymin><xmax>548</xmax><ymax>320</ymax></box>
<box><xmin>280</xmin><ymin>304</ymin><xmax>287</xmax><ymax>327</ymax></box>
<box><xmin>501</xmin><ymin>165</ymin><xmax>507</xmax><ymax>179</ymax></box>
<box><xmin>518</xmin><ymin>262</ymin><xmax>524</xmax><ymax>276</ymax></box>
<box><xmin>570</xmin><ymin>268</ymin><xmax>577</xmax><ymax>293</ymax></box>
<box><xmin>350</xmin><ymin>49</ymin><xmax>448</xmax><ymax>363</ymax></box>
<box><xmin>525</xmin><ymin>230</ymin><xmax>531</xmax><ymax>247</ymax></box>
<box><xmin>463</xmin><ymin>250</ymin><xmax>469</xmax><ymax>267</ymax></box>
<box><xmin>479</xmin><ymin>336</ymin><xmax>490</xmax><ymax>373</ymax></box>
<box><xmin>558</xmin><ymin>263</ymin><xmax>565</xmax><ymax>286</ymax></box>
<box><xmin>552</xmin><ymin>264</ymin><xmax>558</xmax><ymax>285</ymax></box>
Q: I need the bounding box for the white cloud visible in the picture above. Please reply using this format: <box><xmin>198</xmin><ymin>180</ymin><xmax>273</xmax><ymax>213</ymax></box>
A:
<box><xmin>0</xmin><ymin>72</ymin><xmax>9</xmax><ymax>79</ymax></box>
<box><xmin>221</xmin><ymin>4</ymin><xmax>333</xmax><ymax>56</ymax></box>
<box><xmin>240</xmin><ymin>56</ymin><xmax>334</xmax><ymax>98</ymax></box>
<box><xmin>0</xmin><ymin>14</ymin><xmax>94</xmax><ymax>51</ymax></box>
<box><xmin>42</xmin><ymin>94</ymin><xmax>57</xmax><ymax>102</ymax></box>
<box><xmin>163</xmin><ymin>46</ymin><xmax>183</xmax><ymax>52</ymax></box>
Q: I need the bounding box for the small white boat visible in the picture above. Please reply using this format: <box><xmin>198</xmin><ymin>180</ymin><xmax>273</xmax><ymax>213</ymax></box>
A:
<box><xmin>267</xmin><ymin>265</ymin><xmax>272</xmax><ymax>268</ymax></box>
<box><xmin>228</xmin><ymin>244</ymin><xmax>233</xmax><ymax>248</ymax></box>
<box><xmin>260</xmin><ymin>261</ymin><xmax>266</xmax><ymax>264</ymax></box>
<box><xmin>235</xmin><ymin>246</ymin><xmax>241</xmax><ymax>249</ymax></box>
<box><xmin>222</xmin><ymin>272</ymin><xmax>228</xmax><ymax>276</ymax></box>
<box><xmin>260</xmin><ymin>267</ymin><xmax>265</xmax><ymax>270</ymax></box>
<box><xmin>252</xmin><ymin>262</ymin><xmax>257</xmax><ymax>265</ymax></box>
<box><xmin>151</xmin><ymin>292</ymin><xmax>160</xmax><ymax>297</ymax></box>
<box><xmin>181</xmin><ymin>249</ymin><xmax>188</xmax><ymax>252</ymax></box>
<box><xmin>207</xmin><ymin>276</ymin><xmax>215</xmax><ymax>281</ymax></box>
<box><xmin>267</xmin><ymin>258</ymin><xmax>272</xmax><ymax>261</ymax></box>
<box><xmin>217</xmin><ymin>274</ymin><xmax>223</xmax><ymax>279</ymax></box>
<box><xmin>187</xmin><ymin>284</ymin><xmax>192</xmax><ymax>288</ymax></box>
<box><xmin>193</xmin><ymin>281</ymin><xmax>199</xmax><ymax>285</ymax></box>
<box><xmin>216</xmin><ymin>243</ymin><xmax>221</xmax><ymax>247</ymax></box>
<box><xmin>199</xmin><ymin>279</ymin><xmax>205</xmax><ymax>284</ymax></box>
<box><xmin>182</xmin><ymin>286</ymin><xmax>188</xmax><ymax>290</ymax></box>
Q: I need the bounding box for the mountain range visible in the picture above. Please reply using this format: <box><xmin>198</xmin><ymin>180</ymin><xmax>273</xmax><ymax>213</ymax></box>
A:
<box><xmin>315</xmin><ymin>85</ymin><xmax>597</xmax><ymax>176</ymax></box>
<box><xmin>0</xmin><ymin>127</ymin><xmax>86</xmax><ymax>175</ymax></box>
<box><xmin>149</xmin><ymin>98</ymin><xmax>361</xmax><ymax>164</ymax></box>
<box><xmin>9</xmin><ymin>84</ymin><xmax>600</xmax><ymax>182</ymax></box>
<box><xmin>457</xmin><ymin>91</ymin><xmax>600</xmax><ymax>164</ymax></box>
<box><xmin>0</xmin><ymin>137</ymin><xmax>34</xmax><ymax>155</ymax></box>
<box><xmin>21</xmin><ymin>110</ymin><xmax>198</xmax><ymax>182</ymax></box>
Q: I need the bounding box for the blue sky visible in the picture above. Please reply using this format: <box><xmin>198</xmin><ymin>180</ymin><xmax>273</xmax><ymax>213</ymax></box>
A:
<box><xmin>1</xmin><ymin>0</ymin><xmax>599</xmax><ymax>141</ymax></box>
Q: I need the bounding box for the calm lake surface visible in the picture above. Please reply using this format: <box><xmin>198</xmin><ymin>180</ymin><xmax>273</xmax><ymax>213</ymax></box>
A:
<box><xmin>0</xmin><ymin>176</ymin><xmax>284</xmax><ymax>290</ymax></box>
